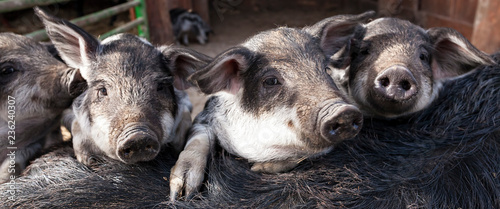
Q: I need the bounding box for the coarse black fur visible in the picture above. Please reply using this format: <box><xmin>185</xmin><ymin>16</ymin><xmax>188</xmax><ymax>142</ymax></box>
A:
<box><xmin>1</xmin><ymin>60</ymin><xmax>498</xmax><ymax>208</ymax></box>
<box><xmin>202</xmin><ymin>63</ymin><xmax>500</xmax><ymax>208</ymax></box>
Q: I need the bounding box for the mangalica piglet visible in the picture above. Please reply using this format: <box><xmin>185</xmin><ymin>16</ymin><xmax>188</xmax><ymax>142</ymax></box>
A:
<box><xmin>34</xmin><ymin>8</ymin><xmax>210</xmax><ymax>166</ymax></box>
<box><xmin>170</xmin><ymin>11</ymin><xmax>375</xmax><ymax>200</ymax></box>
<box><xmin>0</xmin><ymin>33</ymin><xmax>84</xmax><ymax>183</ymax></box>
<box><xmin>329</xmin><ymin>17</ymin><xmax>495</xmax><ymax>118</ymax></box>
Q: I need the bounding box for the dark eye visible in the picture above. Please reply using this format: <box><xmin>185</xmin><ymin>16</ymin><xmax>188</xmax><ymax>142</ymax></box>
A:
<box><xmin>157</xmin><ymin>77</ymin><xmax>173</xmax><ymax>92</ymax></box>
<box><xmin>360</xmin><ymin>48</ymin><xmax>369</xmax><ymax>55</ymax></box>
<box><xmin>419</xmin><ymin>53</ymin><xmax>429</xmax><ymax>62</ymax></box>
<box><xmin>157</xmin><ymin>84</ymin><xmax>165</xmax><ymax>91</ymax></box>
<box><xmin>98</xmin><ymin>87</ymin><xmax>108</xmax><ymax>96</ymax></box>
<box><xmin>263</xmin><ymin>77</ymin><xmax>281</xmax><ymax>87</ymax></box>
<box><xmin>157</xmin><ymin>82</ymin><xmax>171</xmax><ymax>92</ymax></box>
<box><xmin>1</xmin><ymin>66</ymin><xmax>15</xmax><ymax>76</ymax></box>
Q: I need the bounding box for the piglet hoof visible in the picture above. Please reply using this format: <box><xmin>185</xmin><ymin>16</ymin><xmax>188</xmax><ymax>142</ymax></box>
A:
<box><xmin>251</xmin><ymin>160</ymin><xmax>299</xmax><ymax>174</ymax></box>
<box><xmin>75</xmin><ymin>152</ymin><xmax>100</xmax><ymax>166</ymax></box>
<box><xmin>169</xmin><ymin>149</ymin><xmax>207</xmax><ymax>201</ymax></box>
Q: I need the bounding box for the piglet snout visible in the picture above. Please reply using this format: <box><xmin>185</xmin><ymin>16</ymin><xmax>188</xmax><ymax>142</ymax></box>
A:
<box><xmin>319</xmin><ymin>102</ymin><xmax>363</xmax><ymax>143</ymax></box>
<box><xmin>117</xmin><ymin>123</ymin><xmax>160</xmax><ymax>164</ymax></box>
<box><xmin>375</xmin><ymin>65</ymin><xmax>418</xmax><ymax>101</ymax></box>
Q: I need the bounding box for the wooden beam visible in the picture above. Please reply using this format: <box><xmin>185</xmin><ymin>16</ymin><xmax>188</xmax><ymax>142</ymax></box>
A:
<box><xmin>144</xmin><ymin>0</ymin><xmax>174</xmax><ymax>44</ymax></box>
<box><xmin>168</xmin><ymin>0</ymin><xmax>192</xmax><ymax>10</ymax></box>
<box><xmin>471</xmin><ymin>0</ymin><xmax>500</xmax><ymax>53</ymax></box>
<box><xmin>193</xmin><ymin>0</ymin><xmax>210</xmax><ymax>24</ymax></box>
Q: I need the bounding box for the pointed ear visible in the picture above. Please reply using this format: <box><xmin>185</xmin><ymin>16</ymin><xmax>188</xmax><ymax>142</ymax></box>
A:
<box><xmin>159</xmin><ymin>46</ymin><xmax>212</xmax><ymax>90</ymax></box>
<box><xmin>189</xmin><ymin>46</ymin><xmax>254</xmax><ymax>95</ymax></box>
<box><xmin>428</xmin><ymin>27</ymin><xmax>495</xmax><ymax>80</ymax></box>
<box><xmin>34</xmin><ymin>7</ymin><xmax>99</xmax><ymax>80</ymax></box>
<box><xmin>304</xmin><ymin>11</ymin><xmax>375</xmax><ymax>68</ymax></box>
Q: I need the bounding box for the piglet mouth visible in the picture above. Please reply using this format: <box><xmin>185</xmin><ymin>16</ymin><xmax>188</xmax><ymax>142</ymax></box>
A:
<box><xmin>369</xmin><ymin>87</ymin><xmax>419</xmax><ymax>116</ymax></box>
<box><xmin>116</xmin><ymin>123</ymin><xmax>160</xmax><ymax>164</ymax></box>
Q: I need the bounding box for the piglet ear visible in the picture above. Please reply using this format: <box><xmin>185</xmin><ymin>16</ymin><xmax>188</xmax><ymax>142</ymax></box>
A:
<box><xmin>428</xmin><ymin>27</ymin><xmax>494</xmax><ymax>80</ymax></box>
<box><xmin>189</xmin><ymin>46</ymin><xmax>253</xmax><ymax>95</ymax></box>
<box><xmin>34</xmin><ymin>7</ymin><xmax>99</xmax><ymax>80</ymax></box>
<box><xmin>66</xmin><ymin>68</ymin><xmax>87</xmax><ymax>97</ymax></box>
<box><xmin>304</xmin><ymin>11</ymin><xmax>375</xmax><ymax>68</ymax></box>
<box><xmin>159</xmin><ymin>46</ymin><xmax>212</xmax><ymax>90</ymax></box>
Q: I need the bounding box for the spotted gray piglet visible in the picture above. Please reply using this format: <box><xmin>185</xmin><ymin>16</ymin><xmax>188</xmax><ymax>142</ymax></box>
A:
<box><xmin>0</xmin><ymin>33</ymin><xmax>84</xmax><ymax>183</ymax></box>
<box><xmin>170</xmin><ymin>8</ymin><xmax>212</xmax><ymax>46</ymax></box>
<box><xmin>34</xmin><ymin>7</ymin><xmax>210</xmax><ymax>166</ymax></box>
<box><xmin>329</xmin><ymin>17</ymin><xmax>495</xmax><ymax>118</ymax></box>
<box><xmin>170</xmin><ymin>11</ymin><xmax>375</xmax><ymax>200</ymax></box>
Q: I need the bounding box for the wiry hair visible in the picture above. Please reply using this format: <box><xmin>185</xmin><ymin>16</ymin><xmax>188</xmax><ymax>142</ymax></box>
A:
<box><xmin>1</xmin><ymin>62</ymin><xmax>499</xmax><ymax>208</ymax></box>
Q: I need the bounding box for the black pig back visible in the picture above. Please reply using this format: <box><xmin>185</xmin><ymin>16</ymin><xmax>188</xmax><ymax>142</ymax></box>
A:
<box><xmin>203</xmin><ymin>64</ymin><xmax>500</xmax><ymax>208</ymax></box>
<box><xmin>1</xmin><ymin>65</ymin><xmax>499</xmax><ymax>208</ymax></box>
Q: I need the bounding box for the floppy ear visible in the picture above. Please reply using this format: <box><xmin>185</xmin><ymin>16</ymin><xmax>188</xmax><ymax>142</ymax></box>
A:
<box><xmin>428</xmin><ymin>27</ymin><xmax>495</xmax><ymax>80</ymax></box>
<box><xmin>159</xmin><ymin>46</ymin><xmax>212</xmax><ymax>90</ymax></box>
<box><xmin>34</xmin><ymin>7</ymin><xmax>99</xmax><ymax>80</ymax></box>
<box><xmin>304</xmin><ymin>11</ymin><xmax>375</xmax><ymax>69</ymax></box>
<box><xmin>189</xmin><ymin>46</ymin><xmax>254</xmax><ymax>95</ymax></box>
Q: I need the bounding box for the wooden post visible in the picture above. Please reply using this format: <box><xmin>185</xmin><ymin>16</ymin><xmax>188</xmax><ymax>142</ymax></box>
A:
<box><xmin>193</xmin><ymin>0</ymin><xmax>210</xmax><ymax>24</ymax></box>
<box><xmin>167</xmin><ymin>0</ymin><xmax>192</xmax><ymax>10</ymax></box>
<box><xmin>471</xmin><ymin>0</ymin><xmax>500</xmax><ymax>53</ymax></box>
<box><xmin>144</xmin><ymin>0</ymin><xmax>174</xmax><ymax>45</ymax></box>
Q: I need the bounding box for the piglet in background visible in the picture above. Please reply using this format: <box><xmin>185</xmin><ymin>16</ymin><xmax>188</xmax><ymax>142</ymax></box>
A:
<box><xmin>0</xmin><ymin>33</ymin><xmax>84</xmax><ymax>183</ymax></box>
<box><xmin>170</xmin><ymin>8</ymin><xmax>212</xmax><ymax>46</ymax></box>
<box><xmin>328</xmin><ymin>17</ymin><xmax>495</xmax><ymax>118</ymax></box>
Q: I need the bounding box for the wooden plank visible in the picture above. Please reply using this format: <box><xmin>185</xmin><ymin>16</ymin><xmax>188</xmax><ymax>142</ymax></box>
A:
<box><xmin>420</xmin><ymin>0</ymin><xmax>454</xmax><ymax>17</ymax></box>
<box><xmin>378</xmin><ymin>0</ymin><xmax>403</xmax><ymax>17</ymax></box>
<box><xmin>145</xmin><ymin>0</ymin><xmax>174</xmax><ymax>44</ymax></box>
<box><xmin>452</xmin><ymin>0</ymin><xmax>478</xmax><ymax>23</ymax></box>
<box><xmin>193</xmin><ymin>0</ymin><xmax>210</xmax><ymax>24</ymax></box>
<box><xmin>168</xmin><ymin>0</ymin><xmax>192</xmax><ymax>10</ymax></box>
<box><xmin>0</xmin><ymin>0</ymin><xmax>70</xmax><ymax>14</ymax></box>
<box><xmin>471</xmin><ymin>0</ymin><xmax>500</xmax><ymax>53</ymax></box>
<box><xmin>377</xmin><ymin>0</ymin><xmax>419</xmax><ymax>22</ymax></box>
<box><xmin>423</xmin><ymin>14</ymin><xmax>474</xmax><ymax>40</ymax></box>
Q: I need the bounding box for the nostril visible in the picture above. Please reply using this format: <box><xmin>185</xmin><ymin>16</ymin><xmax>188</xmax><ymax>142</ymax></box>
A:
<box><xmin>379</xmin><ymin>77</ymin><xmax>390</xmax><ymax>87</ymax></box>
<box><xmin>123</xmin><ymin>148</ymin><xmax>132</xmax><ymax>157</ymax></box>
<box><xmin>329</xmin><ymin>123</ymin><xmax>340</xmax><ymax>135</ymax></box>
<box><xmin>352</xmin><ymin>120</ymin><xmax>360</xmax><ymax>130</ymax></box>
<box><xmin>117</xmin><ymin>132</ymin><xmax>160</xmax><ymax>163</ymax></box>
<box><xmin>401</xmin><ymin>80</ymin><xmax>411</xmax><ymax>91</ymax></box>
<box><xmin>319</xmin><ymin>104</ymin><xmax>363</xmax><ymax>144</ymax></box>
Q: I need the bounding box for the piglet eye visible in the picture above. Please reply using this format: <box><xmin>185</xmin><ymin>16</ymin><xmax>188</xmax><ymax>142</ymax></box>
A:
<box><xmin>157</xmin><ymin>77</ymin><xmax>173</xmax><ymax>92</ymax></box>
<box><xmin>0</xmin><ymin>66</ymin><xmax>15</xmax><ymax>76</ymax></box>
<box><xmin>98</xmin><ymin>87</ymin><xmax>108</xmax><ymax>96</ymax></box>
<box><xmin>157</xmin><ymin>82</ymin><xmax>171</xmax><ymax>92</ymax></box>
<box><xmin>419</xmin><ymin>53</ymin><xmax>429</xmax><ymax>62</ymax></box>
<box><xmin>263</xmin><ymin>77</ymin><xmax>281</xmax><ymax>86</ymax></box>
